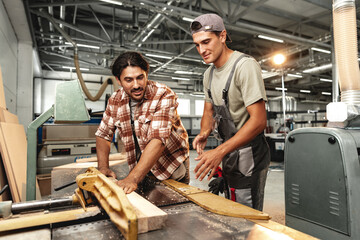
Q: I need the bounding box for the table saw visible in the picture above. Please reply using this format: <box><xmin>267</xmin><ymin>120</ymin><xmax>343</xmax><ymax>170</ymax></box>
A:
<box><xmin>0</xmin><ymin>162</ymin><xmax>315</xmax><ymax>240</ymax></box>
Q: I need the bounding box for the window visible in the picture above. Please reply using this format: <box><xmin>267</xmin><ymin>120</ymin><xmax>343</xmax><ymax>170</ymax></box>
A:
<box><xmin>195</xmin><ymin>99</ymin><xmax>204</xmax><ymax>116</ymax></box>
<box><xmin>177</xmin><ymin>98</ymin><xmax>190</xmax><ymax>115</ymax></box>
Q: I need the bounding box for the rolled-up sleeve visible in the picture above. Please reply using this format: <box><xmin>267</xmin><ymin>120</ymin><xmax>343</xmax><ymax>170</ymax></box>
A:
<box><xmin>148</xmin><ymin>91</ymin><xmax>177</xmax><ymax>146</ymax></box>
<box><xmin>95</xmin><ymin>99</ymin><xmax>116</xmax><ymax>142</ymax></box>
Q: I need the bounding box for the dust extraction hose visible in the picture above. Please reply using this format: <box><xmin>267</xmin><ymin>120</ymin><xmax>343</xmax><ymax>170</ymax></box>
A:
<box><xmin>333</xmin><ymin>0</ymin><xmax>360</xmax><ymax>92</ymax></box>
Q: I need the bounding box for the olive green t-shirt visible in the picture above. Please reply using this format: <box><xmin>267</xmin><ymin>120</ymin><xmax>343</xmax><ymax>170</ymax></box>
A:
<box><xmin>203</xmin><ymin>51</ymin><xmax>267</xmax><ymax>130</ymax></box>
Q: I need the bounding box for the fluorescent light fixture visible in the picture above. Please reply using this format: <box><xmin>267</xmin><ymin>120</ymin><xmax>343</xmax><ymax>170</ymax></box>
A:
<box><xmin>322</xmin><ymin>92</ymin><xmax>331</xmax><ymax>95</ymax></box>
<box><xmin>142</xmin><ymin>29</ymin><xmax>155</xmax><ymax>42</ymax></box>
<box><xmin>62</xmin><ymin>66</ymin><xmax>89</xmax><ymax>71</ymax></box>
<box><xmin>100</xmin><ymin>0</ymin><xmax>123</xmax><ymax>5</ymax></box>
<box><xmin>275</xmin><ymin>87</ymin><xmax>287</xmax><ymax>91</ymax></box>
<box><xmin>174</xmin><ymin>70</ymin><xmax>202</xmax><ymax>75</ymax></box>
<box><xmin>302</xmin><ymin>63</ymin><xmax>332</xmax><ymax>73</ymax></box>
<box><xmin>300</xmin><ymin>89</ymin><xmax>311</xmax><ymax>93</ymax></box>
<box><xmin>145</xmin><ymin>53</ymin><xmax>172</xmax><ymax>59</ymax></box>
<box><xmin>261</xmin><ymin>70</ymin><xmax>268</xmax><ymax>73</ymax></box>
<box><xmin>182</xmin><ymin>17</ymin><xmax>194</xmax><ymax>22</ymax></box>
<box><xmin>258</xmin><ymin>35</ymin><xmax>284</xmax><ymax>43</ymax></box>
<box><xmin>320</xmin><ymin>78</ymin><xmax>333</xmax><ymax>82</ymax></box>
<box><xmin>287</xmin><ymin>73</ymin><xmax>303</xmax><ymax>78</ymax></box>
<box><xmin>65</xmin><ymin>42</ymin><xmax>100</xmax><ymax>49</ymax></box>
<box><xmin>172</xmin><ymin>77</ymin><xmax>190</xmax><ymax>81</ymax></box>
<box><xmin>311</xmin><ymin>47</ymin><xmax>331</xmax><ymax>54</ymax></box>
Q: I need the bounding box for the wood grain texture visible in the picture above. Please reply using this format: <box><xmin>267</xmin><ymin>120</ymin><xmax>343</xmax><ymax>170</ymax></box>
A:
<box><xmin>162</xmin><ymin>179</ymin><xmax>270</xmax><ymax>220</ymax></box>
<box><xmin>127</xmin><ymin>191</ymin><xmax>167</xmax><ymax>233</ymax></box>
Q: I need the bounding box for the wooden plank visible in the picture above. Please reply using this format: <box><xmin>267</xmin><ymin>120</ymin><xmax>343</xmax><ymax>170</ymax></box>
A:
<box><xmin>127</xmin><ymin>191</ymin><xmax>167</xmax><ymax>233</ymax></box>
<box><xmin>0</xmin><ymin>67</ymin><xmax>6</xmax><ymax>109</ymax></box>
<box><xmin>53</xmin><ymin>159</ymin><xmax>126</xmax><ymax>170</ymax></box>
<box><xmin>163</xmin><ymin>179</ymin><xmax>270</xmax><ymax>220</ymax></box>
<box><xmin>0</xmin><ymin>206</ymin><xmax>101</xmax><ymax>232</ymax></box>
<box><xmin>76</xmin><ymin>153</ymin><xmax>126</xmax><ymax>163</ymax></box>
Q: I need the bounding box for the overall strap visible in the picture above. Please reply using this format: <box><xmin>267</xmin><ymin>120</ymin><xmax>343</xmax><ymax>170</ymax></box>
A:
<box><xmin>222</xmin><ymin>54</ymin><xmax>249</xmax><ymax>106</ymax></box>
<box><xmin>207</xmin><ymin>66</ymin><xmax>216</xmax><ymax>101</ymax></box>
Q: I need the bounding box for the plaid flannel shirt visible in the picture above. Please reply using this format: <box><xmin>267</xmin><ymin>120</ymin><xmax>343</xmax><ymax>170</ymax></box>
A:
<box><xmin>95</xmin><ymin>81</ymin><xmax>189</xmax><ymax>180</ymax></box>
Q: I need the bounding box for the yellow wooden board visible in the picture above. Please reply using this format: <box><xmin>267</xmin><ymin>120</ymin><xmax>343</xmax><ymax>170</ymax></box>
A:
<box><xmin>0</xmin><ymin>156</ymin><xmax>10</xmax><ymax>201</ymax></box>
<box><xmin>163</xmin><ymin>179</ymin><xmax>269</xmax><ymax>220</ymax></box>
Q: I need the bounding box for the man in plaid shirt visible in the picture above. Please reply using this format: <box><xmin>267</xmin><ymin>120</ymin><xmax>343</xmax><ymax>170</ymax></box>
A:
<box><xmin>96</xmin><ymin>52</ymin><xmax>190</xmax><ymax>194</ymax></box>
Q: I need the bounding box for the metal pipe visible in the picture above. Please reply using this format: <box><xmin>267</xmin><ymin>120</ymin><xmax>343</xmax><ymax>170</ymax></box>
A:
<box><xmin>12</xmin><ymin>196</ymin><xmax>74</xmax><ymax>214</ymax></box>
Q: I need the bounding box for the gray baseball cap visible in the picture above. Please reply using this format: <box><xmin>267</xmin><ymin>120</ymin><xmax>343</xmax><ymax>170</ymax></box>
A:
<box><xmin>190</xmin><ymin>13</ymin><xmax>232</xmax><ymax>42</ymax></box>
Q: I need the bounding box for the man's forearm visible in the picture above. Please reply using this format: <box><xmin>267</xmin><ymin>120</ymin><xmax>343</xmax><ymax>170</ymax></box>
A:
<box><xmin>200</xmin><ymin>102</ymin><xmax>214</xmax><ymax>137</ymax></box>
<box><xmin>96</xmin><ymin>136</ymin><xmax>111</xmax><ymax>169</ymax></box>
<box><xmin>127</xmin><ymin>138</ymin><xmax>165</xmax><ymax>184</ymax></box>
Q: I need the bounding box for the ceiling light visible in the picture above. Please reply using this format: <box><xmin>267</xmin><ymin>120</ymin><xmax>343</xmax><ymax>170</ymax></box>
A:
<box><xmin>275</xmin><ymin>87</ymin><xmax>287</xmax><ymax>91</ymax></box>
<box><xmin>182</xmin><ymin>17</ymin><xmax>194</xmax><ymax>22</ymax></box>
<box><xmin>311</xmin><ymin>47</ymin><xmax>331</xmax><ymax>54</ymax></box>
<box><xmin>302</xmin><ymin>63</ymin><xmax>332</xmax><ymax>73</ymax></box>
<box><xmin>145</xmin><ymin>53</ymin><xmax>172</xmax><ymax>59</ymax></box>
<box><xmin>287</xmin><ymin>73</ymin><xmax>302</xmax><ymax>78</ymax></box>
<box><xmin>320</xmin><ymin>78</ymin><xmax>333</xmax><ymax>82</ymax></box>
<box><xmin>322</xmin><ymin>92</ymin><xmax>331</xmax><ymax>95</ymax></box>
<box><xmin>261</xmin><ymin>70</ymin><xmax>268</xmax><ymax>73</ymax></box>
<box><xmin>273</xmin><ymin>53</ymin><xmax>286</xmax><ymax>65</ymax></box>
<box><xmin>172</xmin><ymin>77</ymin><xmax>190</xmax><ymax>81</ymax></box>
<box><xmin>258</xmin><ymin>35</ymin><xmax>284</xmax><ymax>43</ymax></box>
<box><xmin>100</xmin><ymin>0</ymin><xmax>122</xmax><ymax>6</ymax></box>
<box><xmin>65</xmin><ymin>42</ymin><xmax>100</xmax><ymax>49</ymax></box>
<box><xmin>300</xmin><ymin>89</ymin><xmax>311</xmax><ymax>93</ymax></box>
<box><xmin>175</xmin><ymin>70</ymin><xmax>202</xmax><ymax>75</ymax></box>
<box><xmin>62</xmin><ymin>66</ymin><xmax>89</xmax><ymax>71</ymax></box>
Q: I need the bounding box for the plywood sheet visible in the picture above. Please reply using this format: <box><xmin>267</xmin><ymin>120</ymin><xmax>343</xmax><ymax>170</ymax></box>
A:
<box><xmin>0</xmin><ymin>155</ymin><xmax>11</xmax><ymax>201</ymax></box>
<box><xmin>0</xmin><ymin>67</ymin><xmax>6</xmax><ymax>109</ymax></box>
<box><xmin>0</xmin><ymin>108</ymin><xmax>19</xmax><ymax>123</ymax></box>
<box><xmin>0</xmin><ymin>123</ymin><xmax>27</xmax><ymax>202</ymax></box>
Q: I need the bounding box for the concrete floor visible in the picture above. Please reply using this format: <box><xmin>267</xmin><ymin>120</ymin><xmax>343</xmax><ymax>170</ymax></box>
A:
<box><xmin>188</xmin><ymin>150</ymin><xmax>285</xmax><ymax>224</ymax></box>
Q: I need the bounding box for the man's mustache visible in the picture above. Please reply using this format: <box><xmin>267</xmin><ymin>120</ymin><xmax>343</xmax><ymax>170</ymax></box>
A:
<box><xmin>131</xmin><ymin>87</ymin><xmax>143</xmax><ymax>92</ymax></box>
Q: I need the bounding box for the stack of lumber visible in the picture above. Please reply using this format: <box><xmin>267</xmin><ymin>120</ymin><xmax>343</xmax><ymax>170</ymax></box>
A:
<box><xmin>0</xmin><ymin>67</ymin><xmax>40</xmax><ymax>202</ymax></box>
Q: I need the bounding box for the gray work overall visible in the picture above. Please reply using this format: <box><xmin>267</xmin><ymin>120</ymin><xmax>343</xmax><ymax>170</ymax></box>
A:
<box><xmin>208</xmin><ymin>55</ymin><xmax>270</xmax><ymax>211</ymax></box>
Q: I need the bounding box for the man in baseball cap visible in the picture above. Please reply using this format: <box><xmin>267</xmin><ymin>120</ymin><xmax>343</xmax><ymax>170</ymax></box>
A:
<box><xmin>190</xmin><ymin>13</ymin><xmax>270</xmax><ymax>211</ymax></box>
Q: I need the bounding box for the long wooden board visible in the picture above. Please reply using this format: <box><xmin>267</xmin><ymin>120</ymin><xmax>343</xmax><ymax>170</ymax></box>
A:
<box><xmin>76</xmin><ymin>153</ymin><xmax>126</xmax><ymax>163</ymax></box>
<box><xmin>163</xmin><ymin>179</ymin><xmax>270</xmax><ymax>220</ymax></box>
<box><xmin>53</xmin><ymin>159</ymin><xmax>126</xmax><ymax>170</ymax></box>
<box><xmin>127</xmin><ymin>191</ymin><xmax>167</xmax><ymax>233</ymax></box>
<box><xmin>0</xmin><ymin>108</ymin><xmax>19</xmax><ymax>124</ymax></box>
<box><xmin>0</xmin><ymin>206</ymin><xmax>101</xmax><ymax>232</ymax></box>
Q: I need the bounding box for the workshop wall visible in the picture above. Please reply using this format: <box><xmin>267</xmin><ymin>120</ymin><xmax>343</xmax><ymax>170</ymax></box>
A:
<box><xmin>0</xmin><ymin>1</ymin><xmax>18</xmax><ymax>113</ymax></box>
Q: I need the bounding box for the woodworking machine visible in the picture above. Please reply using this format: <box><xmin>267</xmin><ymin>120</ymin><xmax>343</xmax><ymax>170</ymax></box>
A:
<box><xmin>285</xmin><ymin>1</ymin><xmax>360</xmax><ymax>239</ymax></box>
<box><xmin>0</xmin><ymin>164</ymin><xmax>315</xmax><ymax>240</ymax></box>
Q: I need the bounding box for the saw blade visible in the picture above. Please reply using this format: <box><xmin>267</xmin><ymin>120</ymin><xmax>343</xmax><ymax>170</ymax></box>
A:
<box><xmin>135</xmin><ymin>177</ymin><xmax>189</xmax><ymax>207</ymax></box>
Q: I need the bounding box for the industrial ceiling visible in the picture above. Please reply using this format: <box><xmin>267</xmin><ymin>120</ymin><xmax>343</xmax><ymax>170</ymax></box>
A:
<box><xmin>24</xmin><ymin>0</ymin><xmax>358</xmax><ymax>101</ymax></box>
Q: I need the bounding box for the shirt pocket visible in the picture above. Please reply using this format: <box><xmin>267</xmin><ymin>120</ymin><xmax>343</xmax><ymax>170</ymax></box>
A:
<box><xmin>137</xmin><ymin>114</ymin><xmax>153</xmax><ymax>140</ymax></box>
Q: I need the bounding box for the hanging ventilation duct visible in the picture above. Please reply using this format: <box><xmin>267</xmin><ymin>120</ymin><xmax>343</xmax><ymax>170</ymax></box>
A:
<box><xmin>333</xmin><ymin>0</ymin><xmax>360</xmax><ymax>104</ymax></box>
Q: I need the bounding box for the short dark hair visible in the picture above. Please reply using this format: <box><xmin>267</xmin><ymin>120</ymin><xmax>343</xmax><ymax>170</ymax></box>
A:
<box><xmin>111</xmin><ymin>51</ymin><xmax>149</xmax><ymax>77</ymax></box>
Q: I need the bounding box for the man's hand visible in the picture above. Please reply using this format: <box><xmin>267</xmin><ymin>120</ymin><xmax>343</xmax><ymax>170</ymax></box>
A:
<box><xmin>98</xmin><ymin>167</ymin><xmax>117</xmax><ymax>179</ymax></box>
<box><xmin>192</xmin><ymin>133</ymin><xmax>209</xmax><ymax>155</ymax></box>
<box><xmin>194</xmin><ymin>148</ymin><xmax>225</xmax><ymax>181</ymax></box>
<box><xmin>117</xmin><ymin>177</ymin><xmax>138</xmax><ymax>194</ymax></box>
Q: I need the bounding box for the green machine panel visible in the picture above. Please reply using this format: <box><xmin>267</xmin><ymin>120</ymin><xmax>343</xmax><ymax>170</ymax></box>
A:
<box><xmin>285</xmin><ymin>129</ymin><xmax>349</xmax><ymax>235</ymax></box>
